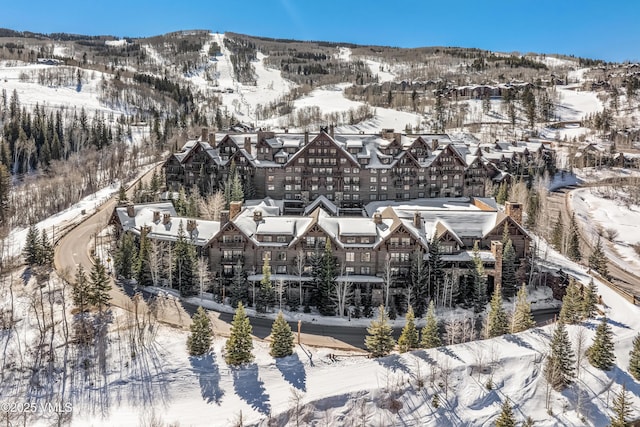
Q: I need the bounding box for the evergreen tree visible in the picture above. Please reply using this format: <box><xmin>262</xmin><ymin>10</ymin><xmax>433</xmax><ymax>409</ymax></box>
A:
<box><xmin>173</xmin><ymin>221</ymin><xmax>198</xmax><ymax>296</ymax></box>
<box><xmin>410</xmin><ymin>250</ymin><xmax>429</xmax><ymax>317</ymax></box>
<box><xmin>629</xmin><ymin>333</ymin><xmax>640</xmax><ymax>381</ymax></box>
<box><xmin>496</xmin><ymin>182</ymin><xmax>508</xmax><ymax>205</ymax></box>
<box><xmin>559</xmin><ymin>278</ymin><xmax>583</xmax><ymax>324</ymax></box>
<box><xmin>588</xmin><ymin>236</ymin><xmax>609</xmax><ymax>280</ymax></box>
<box><xmin>135</xmin><ymin>229</ymin><xmax>153</xmax><ymax>286</ymax></box>
<box><xmin>175</xmin><ymin>187</ymin><xmax>188</xmax><ymax>215</ymax></box>
<box><xmin>224</xmin><ymin>302</ymin><xmax>254</xmax><ymax>365</ymax></box>
<box><xmin>0</xmin><ymin>163</ymin><xmax>10</xmax><ymax>226</ymax></box>
<box><xmin>582</xmin><ymin>278</ymin><xmax>598</xmax><ymax>319</ymax></box>
<box><xmin>609</xmin><ymin>384</ymin><xmax>634</xmax><ymax>427</ymax></box>
<box><xmin>567</xmin><ymin>213</ymin><xmax>582</xmax><ymax>262</ymax></box>
<box><xmin>72</xmin><ymin>264</ymin><xmax>91</xmax><ymax>312</ymax></box>
<box><xmin>471</xmin><ymin>242</ymin><xmax>488</xmax><ymax>314</ymax></box>
<box><xmin>117</xmin><ymin>184</ymin><xmax>128</xmax><ymax>204</ymax></box>
<box><xmin>39</xmin><ymin>229</ymin><xmax>54</xmax><ymax>267</ymax></box>
<box><xmin>501</xmin><ymin>240</ymin><xmax>518</xmax><ymax>298</ymax></box>
<box><xmin>365</xmin><ymin>305</ymin><xmax>396</xmax><ymax>357</ymax></box>
<box><xmin>550</xmin><ymin>213</ymin><xmax>564</xmax><ymax>252</ymax></box>
<box><xmin>89</xmin><ymin>258</ymin><xmax>112</xmax><ymax>313</ymax></box>
<box><xmin>256</xmin><ymin>256</ymin><xmax>275</xmax><ymax>313</ymax></box>
<box><xmin>486</xmin><ymin>283</ymin><xmax>509</xmax><ymax>338</ymax></box>
<box><xmin>544</xmin><ymin>321</ymin><xmax>575</xmax><ymax>391</ymax></box>
<box><xmin>421</xmin><ymin>301</ymin><xmax>441</xmax><ymax>348</ymax></box>
<box><xmin>427</xmin><ymin>237</ymin><xmax>445</xmax><ymax>303</ymax></box>
<box><xmin>495</xmin><ymin>398</ymin><xmax>516</xmax><ymax>427</ymax></box>
<box><xmin>525</xmin><ymin>190</ymin><xmax>540</xmax><ymax>230</ymax></box>
<box><xmin>511</xmin><ymin>283</ymin><xmax>535</xmax><ymax>333</ymax></box>
<box><xmin>114</xmin><ymin>232</ymin><xmax>137</xmax><ymax>279</ymax></box>
<box><xmin>586</xmin><ymin>316</ymin><xmax>616</xmax><ymax>370</ymax></box>
<box><xmin>269</xmin><ymin>311</ymin><xmax>294</xmax><ymax>358</ymax></box>
<box><xmin>314</xmin><ymin>240</ymin><xmax>337</xmax><ymax>316</ymax></box>
<box><xmin>23</xmin><ymin>225</ymin><xmax>40</xmax><ymax>266</ymax></box>
<box><xmin>187</xmin><ymin>306</ymin><xmax>213</xmax><ymax>356</ymax></box>
<box><xmin>397</xmin><ymin>305</ymin><xmax>419</xmax><ymax>353</ymax></box>
<box><xmin>229</xmin><ymin>260</ymin><xmax>247</xmax><ymax>308</ymax></box>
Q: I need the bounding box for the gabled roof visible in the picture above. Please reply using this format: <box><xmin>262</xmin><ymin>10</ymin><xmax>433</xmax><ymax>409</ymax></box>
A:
<box><xmin>285</xmin><ymin>131</ymin><xmax>360</xmax><ymax>167</ymax></box>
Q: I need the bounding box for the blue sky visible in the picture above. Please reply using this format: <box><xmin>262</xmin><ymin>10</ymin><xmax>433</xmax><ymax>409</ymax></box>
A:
<box><xmin>2</xmin><ymin>0</ymin><xmax>638</xmax><ymax>62</ymax></box>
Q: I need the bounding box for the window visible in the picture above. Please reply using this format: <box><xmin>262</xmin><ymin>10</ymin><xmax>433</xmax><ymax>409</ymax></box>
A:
<box><xmin>360</xmin><ymin>266</ymin><xmax>370</xmax><ymax>275</ymax></box>
<box><xmin>345</xmin><ymin>236</ymin><xmax>356</xmax><ymax>244</ymax></box>
<box><xmin>370</xmin><ymin>185</ymin><xmax>377</xmax><ymax>191</ymax></box>
<box><xmin>381</xmin><ymin>176</ymin><xmax>388</xmax><ymax>183</ymax></box>
<box><xmin>262</xmin><ymin>251</ymin><xmax>271</xmax><ymax>260</ymax></box>
<box><xmin>361</xmin><ymin>252</ymin><xmax>371</xmax><ymax>262</ymax></box>
<box><xmin>268</xmin><ymin>175</ymin><xmax>274</xmax><ymax>182</ymax></box>
<box><xmin>223</xmin><ymin>265</ymin><xmax>234</xmax><ymax>276</ymax></box>
<box><xmin>268</xmin><ymin>185</ymin><xmax>275</xmax><ymax>191</ymax></box>
<box><xmin>345</xmin><ymin>266</ymin><xmax>355</xmax><ymax>274</ymax></box>
<box><xmin>346</xmin><ymin>252</ymin><xmax>355</xmax><ymax>262</ymax></box>
<box><xmin>360</xmin><ymin>237</ymin><xmax>370</xmax><ymax>244</ymax></box>
<box><xmin>285</xmin><ymin>185</ymin><xmax>292</xmax><ymax>191</ymax></box>
<box><xmin>276</xmin><ymin>265</ymin><xmax>287</xmax><ymax>274</ymax></box>
<box><xmin>262</xmin><ymin>235</ymin><xmax>272</xmax><ymax>242</ymax></box>
<box><xmin>370</xmin><ymin>176</ymin><xmax>377</xmax><ymax>183</ymax></box>
<box><xmin>340</xmin><ymin>158</ymin><xmax>347</xmax><ymax>164</ymax></box>
<box><xmin>276</xmin><ymin>236</ymin><xmax>287</xmax><ymax>244</ymax></box>
<box><xmin>401</xmin><ymin>237</ymin><xmax>411</xmax><ymax>246</ymax></box>
<box><xmin>344</xmin><ymin>167</ymin><xmax>350</xmax><ymax>174</ymax></box>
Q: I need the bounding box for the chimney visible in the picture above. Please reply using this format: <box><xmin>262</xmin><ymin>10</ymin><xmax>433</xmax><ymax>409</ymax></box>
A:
<box><xmin>373</xmin><ymin>212</ymin><xmax>382</xmax><ymax>224</ymax></box>
<box><xmin>163</xmin><ymin>213</ymin><xmax>171</xmax><ymax>225</ymax></box>
<box><xmin>220</xmin><ymin>210</ymin><xmax>230</xmax><ymax>226</ymax></box>
<box><xmin>491</xmin><ymin>241</ymin><xmax>503</xmax><ymax>291</ymax></box>
<box><xmin>505</xmin><ymin>202</ymin><xmax>523</xmax><ymax>225</ymax></box>
<box><xmin>209</xmin><ymin>132</ymin><xmax>216</xmax><ymax>146</ymax></box>
<box><xmin>201</xmin><ymin>127</ymin><xmax>208</xmax><ymax>142</ymax></box>
<box><xmin>141</xmin><ymin>225</ymin><xmax>152</xmax><ymax>238</ymax></box>
<box><xmin>284</xmin><ymin>128</ymin><xmax>289</xmax><ymax>134</ymax></box>
<box><xmin>187</xmin><ymin>219</ymin><xmax>197</xmax><ymax>233</ymax></box>
<box><xmin>304</xmin><ymin>131</ymin><xmax>309</xmax><ymax>145</ymax></box>
<box><xmin>229</xmin><ymin>201</ymin><xmax>242</xmax><ymax>219</ymax></box>
<box><xmin>253</xmin><ymin>210</ymin><xmax>263</xmax><ymax>222</ymax></box>
<box><xmin>153</xmin><ymin>211</ymin><xmax>160</xmax><ymax>223</ymax></box>
<box><xmin>127</xmin><ymin>203</ymin><xmax>135</xmax><ymax>217</ymax></box>
<box><xmin>413</xmin><ymin>211</ymin><xmax>422</xmax><ymax>228</ymax></box>
<box><xmin>244</xmin><ymin>136</ymin><xmax>251</xmax><ymax>154</ymax></box>
<box><xmin>431</xmin><ymin>139</ymin><xmax>439</xmax><ymax>151</ymax></box>
<box><xmin>329</xmin><ymin>124</ymin><xmax>334</xmax><ymax>138</ymax></box>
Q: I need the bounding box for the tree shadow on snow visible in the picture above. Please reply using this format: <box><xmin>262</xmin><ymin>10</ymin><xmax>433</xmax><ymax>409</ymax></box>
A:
<box><xmin>437</xmin><ymin>347</ymin><xmax>464</xmax><ymax>363</ymax></box>
<box><xmin>605</xmin><ymin>318</ymin><xmax>630</xmax><ymax>330</ymax></box>
<box><xmin>606</xmin><ymin>366</ymin><xmax>640</xmax><ymax>397</ymax></box>
<box><xmin>190</xmin><ymin>353</ymin><xmax>224</xmax><ymax>404</ymax></box>
<box><xmin>275</xmin><ymin>353</ymin><xmax>306</xmax><ymax>391</ymax></box>
<box><xmin>412</xmin><ymin>349</ymin><xmax>436</xmax><ymax>365</ymax></box>
<box><xmin>232</xmin><ymin>364</ymin><xmax>271</xmax><ymax>415</ymax></box>
<box><xmin>503</xmin><ymin>334</ymin><xmax>535</xmax><ymax>351</ymax></box>
<box><xmin>375</xmin><ymin>353</ymin><xmax>411</xmax><ymax>374</ymax></box>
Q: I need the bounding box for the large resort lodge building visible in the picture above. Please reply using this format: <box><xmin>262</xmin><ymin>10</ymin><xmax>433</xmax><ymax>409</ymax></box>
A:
<box><xmin>112</xmin><ymin>128</ymin><xmax>548</xmax><ymax>304</ymax></box>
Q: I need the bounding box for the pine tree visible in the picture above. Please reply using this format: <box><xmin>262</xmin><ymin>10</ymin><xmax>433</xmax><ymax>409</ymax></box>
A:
<box><xmin>410</xmin><ymin>250</ymin><xmax>429</xmax><ymax>317</ymax></box>
<box><xmin>114</xmin><ymin>232</ymin><xmax>137</xmax><ymax>279</ymax></box>
<box><xmin>588</xmin><ymin>236</ymin><xmax>609</xmax><ymax>280</ymax></box>
<box><xmin>135</xmin><ymin>229</ymin><xmax>153</xmax><ymax>286</ymax></box>
<box><xmin>495</xmin><ymin>398</ymin><xmax>516</xmax><ymax>427</ymax></box>
<box><xmin>582</xmin><ymin>278</ymin><xmax>598</xmax><ymax>319</ymax></box>
<box><xmin>559</xmin><ymin>278</ymin><xmax>583</xmax><ymax>325</ymax></box>
<box><xmin>486</xmin><ymin>284</ymin><xmax>509</xmax><ymax>338</ymax></box>
<box><xmin>256</xmin><ymin>257</ymin><xmax>275</xmax><ymax>313</ymax></box>
<box><xmin>544</xmin><ymin>321</ymin><xmax>575</xmax><ymax>391</ymax></box>
<box><xmin>550</xmin><ymin>213</ymin><xmax>564</xmax><ymax>252</ymax></box>
<box><xmin>586</xmin><ymin>316</ymin><xmax>616</xmax><ymax>370</ymax></box>
<box><xmin>471</xmin><ymin>242</ymin><xmax>488</xmax><ymax>314</ymax></box>
<box><xmin>397</xmin><ymin>305</ymin><xmax>419</xmax><ymax>353</ymax></box>
<box><xmin>39</xmin><ymin>229</ymin><xmax>54</xmax><ymax>267</ymax></box>
<box><xmin>496</xmin><ymin>182</ymin><xmax>508</xmax><ymax>205</ymax></box>
<box><xmin>173</xmin><ymin>221</ymin><xmax>197</xmax><ymax>296</ymax></box>
<box><xmin>567</xmin><ymin>213</ymin><xmax>582</xmax><ymax>262</ymax></box>
<box><xmin>72</xmin><ymin>264</ymin><xmax>91</xmax><ymax>312</ymax></box>
<box><xmin>0</xmin><ymin>163</ymin><xmax>10</xmax><ymax>226</ymax></box>
<box><xmin>609</xmin><ymin>384</ymin><xmax>634</xmax><ymax>427</ymax></box>
<box><xmin>89</xmin><ymin>258</ymin><xmax>112</xmax><ymax>313</ymax></box>
<box><xmin>421</xmin><ymin>301</ymin><xmax>441</xmax><ymax>348</ymax></box>
<box><xmin>225</xmin><ymin>302</ymin><xmax>254</xmax><ymax>365</ymax></box>
<box><xmin>314</xmin><ymin>240</ymin><xmax>337</xmax><ymax>316</ymax></box>
<box><xmin>117</xmin><ymin>184</ymin><xmax>128</xmax><ymax>204</ymax></box>
<box><xmin>229</xmin><ymin>260</ymin><xmax>247</xmax><ymax>308</ymax></box>
<box><xmin>501</xmin><ymin>240</ymin><xmax>517</xmax><ymax>298</ymax></box>
<box><xmin>187</xmin><ymin>306</ymin><xmax>213</xmax><ymax>356</ymax></box>
<box><xmin>23</xmin><ymin>225</ymin><xmax>40</xmax><ymax>266</ymax></box>
<box><xmin>630</xmin><ymin>334</ymin><xmax>640</xmax><ymax>381</ymax></box>
<box><xmin>365</xmin><ymin>305</ymin><xmax>396</xmax><ymax>357</ymax></box>
<box><xmin>511</xmin><ymin>283</ymin><xmax>535</xmax><ymax>333</ymax></box>
<box><xmin>269</xmin><ymin>311</ymin><xmax>294</xmax><ymax>358</ymax></box>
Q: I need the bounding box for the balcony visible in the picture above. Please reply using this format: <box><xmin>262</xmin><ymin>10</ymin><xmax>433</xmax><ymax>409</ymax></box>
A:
<box><xmin>219</xmin><ymin>241</ymin><xmax>245</xmax><ymax>247</ymax></box>
<box><xmin>221</xmin><ymin>255</ymin><xmax>244</xmax><ymax>263</ymax></box>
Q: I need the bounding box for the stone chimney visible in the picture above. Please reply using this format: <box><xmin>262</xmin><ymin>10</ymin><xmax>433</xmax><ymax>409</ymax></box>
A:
<box><xmin>253</xmin><ymin>210</ymin><xmax>263</xmax><ymax>222</ymax></box>
<box><xmin>127</xmin><ymin>203</ymin><xmax>135</xmax><ymax>217</ymax></box>
<box><xmin>162</xmin><ymin>213</ymin><xmax>171</xmax><ymax>225</ymax></box>
<box><xmin>431</xmin><ymin>139</ymin><xmax>439</xmax><ymax>151</ymax></box>
<box><xmin>413</xmin><ymin>211</ymin><xmax>422</xmax><ymax>229</ymax></box>
<box><xmin>304</xmin><ymin>131</ymin><xmax>309</xmax><ymax>145</ymax></box>
<box><xmin>284</xmin><ymin>128</ymin><xmax>289</xmax><ymax>134</ymax></box>
<box><xmin>187</xmin><ymin>219</ymin><xmax>197</xmax><ymax>233</ymax></box>
<box><xmin>220</xmin><ymin>210</ymin><xmax>230</xmax><ymax>226</ymax></box>
<box><xmin>229</xmin><ymin>201</ymin><xmax>242</xmax><ymax>219</ymax></box>
<box><xmin>141</xmin><ymin>225</ymin><xmax>152</xmax><ymax>238</ymax></box>
<box><xmin>329</xmin><ymin>124</ymin><xmax>334</xmax><ymax>138</ymax></box>
<box><xmin>209</xmin><ymin>132</ymin><xmax>216</xmax><ymax>146</ymax></box>
<box><xmin>373</xmin><ymin>212</ymin><xmax>382</xmax><ymax>224</ymax></box>
<box><xmin>153</xmin><ymin>211</ymin><xmax>160</xmax><ymax>223</ymax></box>
<box><xmin>505</xmin><ymin>202</ymin><xmax>523</xmax><ymax>224</ymax></box>
<box><xmin>244</xmin><ymin>136</ymin><xmax>251</xmax><ymax>154</ymax></box>
<box><xmin>491</xmin><ymin>241</ymin><xmax>503</xmax><ymax>291</ymax></box>
<box><xmin>201</xmin><ymin>127</ymin><xmax>208</xmax><ymax>142</ymax></box>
